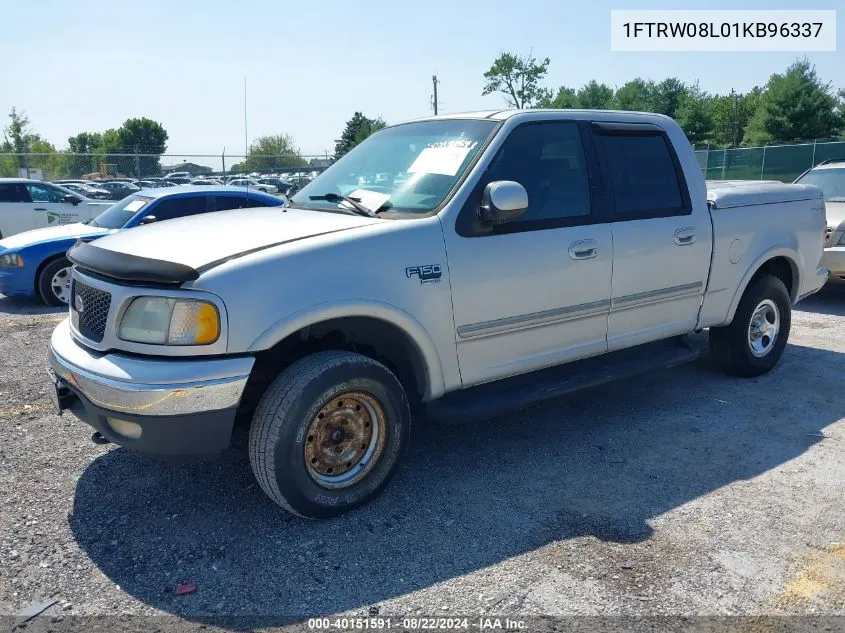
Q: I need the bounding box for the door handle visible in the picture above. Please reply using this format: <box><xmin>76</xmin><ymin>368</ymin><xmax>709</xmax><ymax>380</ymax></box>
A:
<box><xmin>569</xmin><ymin>239</ymin><xmax>598</xmax><ymax>260</ymax></box>
<box><xmin>674</xmin><ymin>227</ymin><xmax>696</xmax><ymax>245</ymax></box>
<box><xmin>33</xmin><ymin>207</ymin><xmax>47</xmax><ymax>211</ymax></box>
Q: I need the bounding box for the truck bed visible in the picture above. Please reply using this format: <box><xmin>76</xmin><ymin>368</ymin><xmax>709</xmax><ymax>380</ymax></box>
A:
<box><xmin>706</xmin><ymin>181</ymin><xmax>822</xmax><ymax>208</ymax></box>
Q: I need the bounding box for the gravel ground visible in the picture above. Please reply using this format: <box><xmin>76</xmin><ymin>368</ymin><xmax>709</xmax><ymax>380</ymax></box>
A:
<box><xmin>0</xmin><ymin>288</ymin><xmax>844</xmax><ymax>631</ymax></box>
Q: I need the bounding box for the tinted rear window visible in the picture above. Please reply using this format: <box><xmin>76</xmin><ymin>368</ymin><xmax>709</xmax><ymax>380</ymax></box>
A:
<box><xmin>599</xmin><ymin>134</ymin><xmax>684</xmax><ymax>215</ymax></box>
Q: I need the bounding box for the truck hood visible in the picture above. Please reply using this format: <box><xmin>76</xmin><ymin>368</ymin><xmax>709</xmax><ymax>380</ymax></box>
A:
<box><xmin>0</xmin><ymin>222</ymin><xmax>111</xmax><ymax>250</ymax></box>
<box><xmin>826</xmin><ymin>201</ymin><xmax>845</xmax><ymax>230</ymax></box>
<box><xmin>67</xmin><ymin>206</ymin><xmax>381</xmax><ymax>283</ymax></box>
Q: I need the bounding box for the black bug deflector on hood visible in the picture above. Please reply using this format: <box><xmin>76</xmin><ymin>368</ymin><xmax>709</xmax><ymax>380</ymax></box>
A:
<box><xmin>67</xmin><ymin>240</ymin><xmax>199</xmax><ymax>284</ymax></box>
<box><xmin>64</xmin><ymin>207</ymin><xmax>380</xmax><ymax>285</ymax></box>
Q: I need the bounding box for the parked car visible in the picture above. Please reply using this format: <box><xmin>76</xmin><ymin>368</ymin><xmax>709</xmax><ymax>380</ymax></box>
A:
<box><xmin>257</xmin><ymin>177</ymin><xmax>295</xmax><ymax>195</ymax></box>
<box><xmin>793</xmin><ymin>158</ymin><xmax>845</xmax><ymax>283</ymax></box>
<box><xmin>190</xmin><ymin>179</ymin><xmax>224</xmax><ymax>186</ymax></box>
<box><xmin>228</xmin><ymin>177</ymin><xmax>278</xmax><ymax>194</ymax></box>
<box><xmin>99</xmin><ymin>181</ymin><xmax>141</xmax><ymax>200</ymax></box>
<box><xmin>59</xmin><ymin>182</ymin><xmax>111</xmax><ymax>200</ymax></box>
<box><xmin>0</xmin><ymin>178</ymin><xmax>112</xmax><ymax>239</ymax></box>
<box><xmin>47</xmin><ymin>110</ymin><xmax>826</xmax><ymax>519</ymax></box>
<box><xmin>0</xmin><ymin>186</ymin><xmax>281</xmax><ymax>305</ymax></box>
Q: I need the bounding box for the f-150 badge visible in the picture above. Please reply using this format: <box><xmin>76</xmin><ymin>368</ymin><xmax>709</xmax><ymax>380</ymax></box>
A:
<box><xmin>406</xmin><ymin>265</ymin><xmax>442</xmax><ymax>285</ymax></box>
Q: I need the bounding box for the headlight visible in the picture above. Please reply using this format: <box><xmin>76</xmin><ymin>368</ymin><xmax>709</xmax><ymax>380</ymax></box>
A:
<box><xmin>118</xmin><ymin>297</ymin><xmax>220</xmax><ymax>345</ymax></box>
<box><xmin>0</xmin><ymin>253</ymin><xmax>24</xmax><ymax>268</ymax></box>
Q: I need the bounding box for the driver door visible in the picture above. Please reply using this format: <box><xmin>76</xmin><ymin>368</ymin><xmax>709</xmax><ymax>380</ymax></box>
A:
<box><xmin>26</xmin><ymin>182</ymin><xmax>91</xmax><ymax>229</ymax></box>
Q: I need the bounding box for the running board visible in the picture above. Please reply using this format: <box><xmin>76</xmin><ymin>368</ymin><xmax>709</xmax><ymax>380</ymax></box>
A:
<box><xmin>422</xmin><ymin>336</ymin><xmax>700</xmax><ymax>425</ymax></box>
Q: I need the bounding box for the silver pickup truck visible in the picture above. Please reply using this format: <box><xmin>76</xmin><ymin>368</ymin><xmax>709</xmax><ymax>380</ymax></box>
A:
<box><xmin>47</xmin><ymin>110</ymin><xmax>827</xmax><ymax>519</ymax></box>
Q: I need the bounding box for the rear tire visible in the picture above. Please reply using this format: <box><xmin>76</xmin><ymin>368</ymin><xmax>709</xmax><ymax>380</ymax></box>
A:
<box><xmin>709</xmin><ymin>274</ymin><xmax>791</xmax><ymax>377</ymax></box>
<box><xmin>37</xmin><ymin>257</ymin><xmax>72</xmax><ymax>307</ymax></box>
<box><xmin>249</xmin><ymin>350</ymin><xmax>411</xmax><ymax>519</ymax></box>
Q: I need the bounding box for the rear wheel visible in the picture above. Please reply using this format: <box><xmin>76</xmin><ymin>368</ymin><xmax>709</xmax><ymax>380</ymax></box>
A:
<box><xmin>709</xmin><ymin>274</ymin><xmax>791</xmax><ymax>377</ymax></box>
<box><xmin>249</xmin><ymin>350</ymin><xmax>411</xmax><ymax>519</ymax></box>
<box><xmin>37</xmin><ymin>257</ymin><xmax>72</xmax><ymax>307</ymax></box>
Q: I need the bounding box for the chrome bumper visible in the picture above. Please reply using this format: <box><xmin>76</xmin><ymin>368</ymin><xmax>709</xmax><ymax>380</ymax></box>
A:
<box><xmin>48</xmin><ymin>318</ymin><xmax>254</xmax><ymax>417</ymax></box>
<box><xmin>824</xmin><ymin>247</ymin><xmax>845</xmax><ymax>278</ymax></box>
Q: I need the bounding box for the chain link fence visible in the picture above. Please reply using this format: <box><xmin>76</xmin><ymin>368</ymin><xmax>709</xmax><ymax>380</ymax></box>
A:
<box><xmin>0</xmin><ymin>152</ymin><xmax>332</xmax><ymax>182</ymax></box>
<box><xmin>3</xmin><ymin>140</ymin><xmax>845</xmax><ymax>186</ymax></box>
<box><xmin>694</xmin><ymin>138</ymin><xmax>845</xmax><ymax>183</ymax></box>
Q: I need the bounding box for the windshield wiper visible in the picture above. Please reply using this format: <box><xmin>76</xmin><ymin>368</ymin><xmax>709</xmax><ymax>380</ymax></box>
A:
<box><xmin>309</xmin><ymin>193</ymin><xmax>378</xmax><ymax>218</ymax></box>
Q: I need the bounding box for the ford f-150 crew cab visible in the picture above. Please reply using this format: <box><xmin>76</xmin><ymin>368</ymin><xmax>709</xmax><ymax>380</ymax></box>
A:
<box><xmin>46</xmin><ymin>110</ymin><xmax>828</xmax><ymax>519</ymax></box>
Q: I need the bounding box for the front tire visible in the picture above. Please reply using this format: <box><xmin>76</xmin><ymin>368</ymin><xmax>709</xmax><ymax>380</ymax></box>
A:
<box><xmin>249</xmin><ymin>351</ymin><xmax>411</xmax><ymax>519</ymax></box>
<box><xmin>37</xmin><ymin>257</ymin><xmax>72</xmax><ymax>307</ymax></box>
<box><xmin>709</xmin><ymin>274</ymin><xmax>791</xmax><ymax>377</ymax></box>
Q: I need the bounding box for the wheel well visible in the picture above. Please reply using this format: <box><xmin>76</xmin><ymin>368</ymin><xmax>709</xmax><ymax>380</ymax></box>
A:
<box><xmin>33</xmin><ymin>253</ymin><xmax>70</xmax><ymax>295</ymax></box>
<box><xmin>750</xmin><ymin>256</ymin><xmax>796</xmax><ymax>301</ymax></box>
<box><xmin>238</xmin><ymin>316</ymin><xmax>428</xmax><ymax>421</ymax></box>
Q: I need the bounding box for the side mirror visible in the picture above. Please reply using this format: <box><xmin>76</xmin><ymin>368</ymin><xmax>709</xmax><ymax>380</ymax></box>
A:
<box><xmin>139</xmin><ymin>215</ymin><xmax>157</xmax><ymax>225</ymax></box>
<box><xmin>478</xmin><ymin>180</ymin><xmax>528</xmax><ymax>225</ymax></box>
<box><xmin>64</xmin><ymin>194</ymin><xmax>82</xmax><ymax>205</ymax></box>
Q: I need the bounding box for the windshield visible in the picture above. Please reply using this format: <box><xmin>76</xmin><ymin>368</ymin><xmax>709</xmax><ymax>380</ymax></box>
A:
<box><xmin>291</xmin><ymin>119</ymin><xmax>498</xmax><ymax>214</ymax></box>
<box><xmin>89</xmin><ymin>195</ymin><xmax>154</xmax><ymax>229</ymax></box>
<box><xmin>795</xmin><ymin>168</ymin><xmax>845</xmax><ymax>202</ymax></box>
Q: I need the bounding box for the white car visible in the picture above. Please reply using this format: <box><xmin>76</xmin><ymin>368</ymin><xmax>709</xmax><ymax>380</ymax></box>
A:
<box><xmin>227</xmin><ymin>178</ymin><xmax>278</xmax><ymax>194</ymax></box>
<box><xmin>0</xmin><ymin>178</ymin><xmax>112</xmax><ymax>239</ymax></box>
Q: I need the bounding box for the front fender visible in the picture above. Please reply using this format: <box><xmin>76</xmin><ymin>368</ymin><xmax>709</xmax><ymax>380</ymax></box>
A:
<box><xmin>248</xmin><ymin>299</ymin><xmax>447</xmax><ymax>400</ymax></box>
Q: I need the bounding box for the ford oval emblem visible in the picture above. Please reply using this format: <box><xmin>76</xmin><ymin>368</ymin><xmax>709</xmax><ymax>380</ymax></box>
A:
<box><xmin>74</xmin><ymin>295</ymin><xmax>85</xmax><ymax>313</ymax></box>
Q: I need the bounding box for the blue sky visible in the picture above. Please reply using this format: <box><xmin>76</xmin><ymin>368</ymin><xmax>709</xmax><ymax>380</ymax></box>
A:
<box><xmin>2</xmin><ymin>0</ymin><xmax>842</xmax><ymax>159</ymax></box>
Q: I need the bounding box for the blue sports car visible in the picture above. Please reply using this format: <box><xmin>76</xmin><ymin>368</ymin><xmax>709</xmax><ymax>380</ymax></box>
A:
<box><xmin>0</xmin><ymin>186</ymin><xmax>282</xmax><ymax>305</ymax></box>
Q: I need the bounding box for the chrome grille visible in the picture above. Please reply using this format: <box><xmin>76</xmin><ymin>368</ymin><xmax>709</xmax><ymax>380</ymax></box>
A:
<box><xmin>71</xmin><ymin>281</ymin><xmax>112</xmax><ymax>343</ymax></box>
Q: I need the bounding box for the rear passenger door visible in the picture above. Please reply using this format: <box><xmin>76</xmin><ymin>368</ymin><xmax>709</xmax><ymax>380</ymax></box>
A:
<box><xmin>0</xmin><ymin>183</ymin><xmax>34</xmax><ymax>238</ymax></box>
<box><xmin>591</xmin><ymin>122</ymin><xmax>712</xmax><ymax>351</ymax></box>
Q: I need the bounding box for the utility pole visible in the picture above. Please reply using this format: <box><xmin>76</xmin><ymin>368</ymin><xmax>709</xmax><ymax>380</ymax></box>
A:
<box><xmin>432</xmin><ymin>75</ymin><xmax>439</xmax><ymax>115</ymax></box>
<box><xmin>730</xmin><ymin>88</ymin><xmax>739</xmax><ymax>148</ymax></box>
<box><xmin>244</xmin><ymin>77</ymin><xmax>248</xmax><ymax>157</ymax></box>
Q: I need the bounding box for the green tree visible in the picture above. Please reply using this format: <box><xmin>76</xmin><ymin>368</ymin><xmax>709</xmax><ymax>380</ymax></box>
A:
<box><xmin>67</xmin><ymin>131</ymin><xmax>103</xmax><ymax>177</ymax></box>
<box><xmin>536</xmin><ymin>86</ymin><xmax>579</xmax><ymax>109</ymax></box>
<box><xmin>653</xmin><ymin>78</ymin><xmax>688</xmax><ymax>119</ymax></box>
<box><xmin>242</xmin><ymin>133</ymin><xmax>307</xmax><ymax>171</ymax></box>
<box><xmin>612</xmin><ymin>78</ymin><xmax>657</xmax><ymax>111</ymax></box>
<box><xmin>744</xmin><ymin>59</ymin><xmax>844</xmax><ymax>145</ymax></box>
<box><xmin>117</xmin><ymin>117</ymin><xmax>168</xmax><ymax>153</ymax></box>
<box><xmin>708</xmin><ymin>89</ymin><xmax>761</xmax><ymax>147</ymax></box>
<box><xmin>334</xmin><ymin>112</ymin><xmax>386</xmax><ymax>158</ymax></box>
<box><xmin>675</xmin><ymin>87</ymin><xmax>713</xmax><ymax>146</ymax></box>
<box><xmin>92</xmin><ymin>128</ymin><xmax>125</xmax><ymax>177</ymax></box>
<box><xmin>482</xmin><ymin>52</ymin><xmax>551</xmax><ymax>109</ymax></box>
<box><xmin>117</xmin><ymin>117</ymin><xmax>168</xmax><ymax>175</ymax></box>
<box><xmin>2</xmin><ymin>107</ymin><xmax>40</xmax><ymax>171</ymax></box>
<box><xmin>576</xmin><ymin>81</ymin><xmax>614</xmax><ymax>109</ymax></box>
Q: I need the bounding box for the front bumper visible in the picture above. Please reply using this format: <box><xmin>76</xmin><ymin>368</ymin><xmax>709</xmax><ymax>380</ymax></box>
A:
<box><xmin>824</xmin><ymin>247</ymin><xmax>845</xmax><ymax>281</ymax></box>
<box><xmin>0</xmin><ymin>268</ymin><xmax>35</xmax><ymax>297</ymax></box>
<box><xmin>48</xmin><ymin>318</ymin><xmax>254</xmax><ymax>455</ymax></box>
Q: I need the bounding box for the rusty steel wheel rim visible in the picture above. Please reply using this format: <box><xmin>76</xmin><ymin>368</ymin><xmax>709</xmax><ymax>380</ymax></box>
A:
<box><xmin>304</xmin><ymin>391</ymin><xmax>388</xmax><ymax>489</ymax></box>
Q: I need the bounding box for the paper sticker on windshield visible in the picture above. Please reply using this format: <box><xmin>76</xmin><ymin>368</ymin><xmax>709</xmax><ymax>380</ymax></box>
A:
<box><xmin>124</xmin><ymin>199</ymin><xmax>148</xmax><ymax>212</ymax></box>
<box><xmin>408</xmin><ymin>146</ymin><xmax>473</xmax><ymax>176</ymax></box>
<box><xmin>346</xmin><ymin>189</ymin><xmax>391</xmax><ymax>211</ymax></box>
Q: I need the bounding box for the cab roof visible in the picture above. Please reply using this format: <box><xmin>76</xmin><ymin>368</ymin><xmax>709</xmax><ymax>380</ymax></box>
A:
<box><xmin>405</xmin><ymin>108</ymin><xmax>675</xmax><ymax>124</ymax></box>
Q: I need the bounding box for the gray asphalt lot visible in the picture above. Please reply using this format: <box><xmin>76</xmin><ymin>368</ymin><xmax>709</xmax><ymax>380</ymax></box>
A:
<box><xmin>0</xmin><ymin>287</ymin><xmax>843</xmax><ymax>629</ymax></box>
